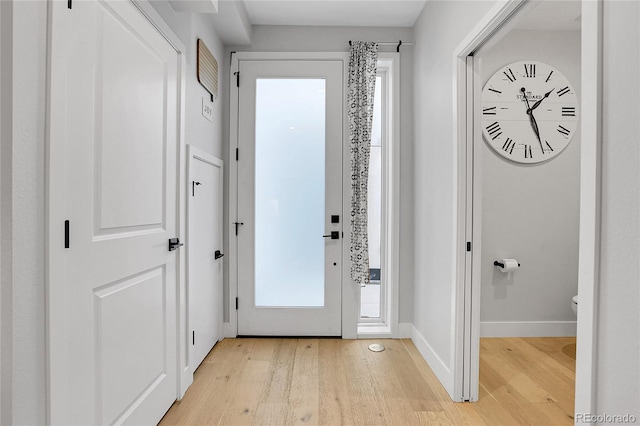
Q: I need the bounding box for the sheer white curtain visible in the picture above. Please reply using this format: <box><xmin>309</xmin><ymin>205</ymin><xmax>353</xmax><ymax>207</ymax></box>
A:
<box><xmin>348</xmin><ymin>41</ymin><xmax>378</xmax><ymax>285</ymax></box>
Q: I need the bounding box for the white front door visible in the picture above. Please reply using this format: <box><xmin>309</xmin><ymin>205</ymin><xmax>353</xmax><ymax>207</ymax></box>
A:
<box><xmin>236</xmin><ymin>60</ymin><xmax>343</xmax><ymax>336</ymax></box>
<box><xmin>188</xmin><ymin>147</ymin><xmax>223</xmax><ymax>369</ymax></box>
<box><xmin>48</xmin><ymin>1</ymin><xmax>181</xmax><ymax>424</ymax></box>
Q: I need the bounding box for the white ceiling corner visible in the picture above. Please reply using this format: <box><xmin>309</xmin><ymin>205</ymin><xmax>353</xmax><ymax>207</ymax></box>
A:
<box><xmin>231</xmin><ymin>0</ymin><xmax>428</xmax><ymax>28</ymax></box>
<box><xmin>514</xmin><ymin>0</ymin><xmax>582</xmax><ymax>31</ymax></box>
<box><xmin>211</xmin><ymin>0</ymin><xmax>253</xmax><ymax>45</ymax></box>
<box><xmin>211</xmin><ymin>0</ymin><xmax>427</xmax><ymax>45</ymax></box>
<box><xmin>169</xmin><ymin>0</ymin><xmax>219</xmax><ymax>14</ymax></box>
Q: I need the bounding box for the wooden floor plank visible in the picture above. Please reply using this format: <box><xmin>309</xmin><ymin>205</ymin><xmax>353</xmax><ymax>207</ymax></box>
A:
<box><xmin>286</xmin><ymin>339</ymin><xmax>319</xmax><ymax>425</ymax></box>
<box><xmin>217</xmin><ymin>359</ymin><xmax>271</xmax><ymax>426</ymax></box>
<box><xmin>318</xmin><ymin>339</ymin><xmax>353</xmax><ymax>425</ymax></box>
<box><xmin>159</xmin><ymin>337</ymin><xmax>575</xmax><ymax>426</ymax></box>
<box><xmin>258</xmin><ymin>339</ymin><xmax>297</xmax><ymax>404</ymax></box>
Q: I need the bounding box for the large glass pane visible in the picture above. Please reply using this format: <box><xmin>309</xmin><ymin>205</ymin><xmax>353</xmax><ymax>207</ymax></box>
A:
<box><xmin>361</xmin><ymin>76</ymin><xmax>382</xmax><ymax>319</ymax></box>
<box><xmin>255</xmin><ymin>79</ymin><xmax>326</xmax><ymax>307</ymax></box>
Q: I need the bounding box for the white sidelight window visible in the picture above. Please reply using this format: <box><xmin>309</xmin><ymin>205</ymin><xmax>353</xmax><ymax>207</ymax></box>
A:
<box><xmin>358</xmin><ymin>55</ymin><xmax>399</xmax><ymax>335</ymax></box>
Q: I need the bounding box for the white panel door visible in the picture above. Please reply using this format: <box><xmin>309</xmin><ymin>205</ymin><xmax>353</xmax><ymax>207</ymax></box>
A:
<box><xmin>48</xmin><ymin>1</ymin><xmax>181</xmax><ymax>424</ymax></box>
<box><xmin>237</xmin><ymin>60</ymin><xmax>343</xmax><ymax>336</ymax></box>
<box><xmin>188</xmin><ymin>147</ymin><xmax>223</xmax><ymax>369</ymax></box>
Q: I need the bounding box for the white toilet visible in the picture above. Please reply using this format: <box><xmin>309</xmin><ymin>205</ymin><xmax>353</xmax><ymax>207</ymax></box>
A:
<box><xmin>571</xmin><ymin>295</ymin><xmax>578</xmax><ymax>316</ymax></box>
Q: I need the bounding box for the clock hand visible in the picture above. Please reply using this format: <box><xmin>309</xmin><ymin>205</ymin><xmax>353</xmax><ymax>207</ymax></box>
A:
<box><xmin>521</xmin><ymin>87</ymin><xmax>544</xmax><ymax>152</ymax></box>
<box><xmin>529</xmin><ymin>111</ymin><xmax>545</xmax><ymax>153</ymax></box>
<box><xmin>520</xmin><ymin>87</ymin><xmax>533</xmax><ymax>110</ymax></box>
<box><xmin>529</xmin><ymin>87</ymin><xmax>555</xmax><ymax>112</ymax></box>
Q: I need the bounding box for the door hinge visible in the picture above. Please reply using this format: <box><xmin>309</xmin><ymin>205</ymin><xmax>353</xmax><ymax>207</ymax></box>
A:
<box><xmin>64</xmin><ymin>220</ymin><xmax>70</xmax><ymax>248</ymax></box>
<box><xmin>235</xmin><ymin>297</ymin><xmax>238</xmax><ymax>310</ymax></box>
<box><xmin>235</xmin><ymin>148</ymin><xmax>239</xmax><ymax>161</ymax></box>
<box><xmin>192</xmin><ymin>180</ymin><xmax>202</xmax><ymax>197</ymax></box>
<box><xmin>233</xmin><ymin>221</ymin><xmax>244</xmax><ymax>236</ymax></box>
<box><xmin>67</xmin><ymin>0</ymin><xmax>72</xmax><ymax>9</ymax></box>
<box><xmin>235</xmin><ymin>71</ymin><xmax>240</xmax><ymax>87</ymax></box>
<box><xmin>466</xmin><ymin>242</ymin><xmax>471</xmax><ymax>252</ymax></box>
<box><xmin>192</xmin><ymin>330</ymin><xmax>195</xmax><ymax>345</ymax></box>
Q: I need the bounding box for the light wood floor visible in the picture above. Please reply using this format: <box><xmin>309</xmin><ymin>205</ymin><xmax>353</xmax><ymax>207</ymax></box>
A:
<box><xmin>159</xmin><ymin>337</ymin><xmax>575</xmax><ymax>425</ymax></box>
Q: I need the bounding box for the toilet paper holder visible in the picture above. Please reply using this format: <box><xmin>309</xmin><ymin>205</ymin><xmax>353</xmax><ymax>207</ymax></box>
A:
<box><xmin>493</xmin><ymin>260</ymin><xmax>521</xmax><ymax>268</ymax></box>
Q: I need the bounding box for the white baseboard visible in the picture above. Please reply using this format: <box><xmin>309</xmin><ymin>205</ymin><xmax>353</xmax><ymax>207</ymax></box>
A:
<box><xmin>480</xmin><ymin>321</ymin><xmax>577</xmax><ymax>337</ymax></box>
<box><xmin>356</xmin><ymin>322</ymin><xmax>412</xmax><ymax>338</ymax></box>
<box><xmin>410</xmin><ymin>324</ymin><xmax>453</xmax><ymax>397</ymax></box>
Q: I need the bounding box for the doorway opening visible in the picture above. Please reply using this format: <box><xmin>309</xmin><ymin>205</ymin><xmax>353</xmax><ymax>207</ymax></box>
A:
<box><xmin>454</xmin><ymin>0</ymin><xmax>600</xmax><ymax>418</ymax></box>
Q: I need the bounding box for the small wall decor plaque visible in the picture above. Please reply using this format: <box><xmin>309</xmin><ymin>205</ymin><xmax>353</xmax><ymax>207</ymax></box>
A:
<box><xmin>197</xmin><ymin>39</ymin><xmax>218</xmax><ymax>102</ymax></box>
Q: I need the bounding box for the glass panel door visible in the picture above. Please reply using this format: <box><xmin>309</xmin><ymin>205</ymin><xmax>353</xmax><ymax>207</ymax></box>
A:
<box><xmin>237</xmin><ymin>60</ymin><xmax>343</xmax><ymax>336</ymax></box>
<box><xmin>254</xmin><ymin>79</ymin><xmax>326</xmax><ymax>307</ymax></box>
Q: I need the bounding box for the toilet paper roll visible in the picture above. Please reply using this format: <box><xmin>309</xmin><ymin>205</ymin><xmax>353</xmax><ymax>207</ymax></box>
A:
<box><xmin>498</xmin><ymin>259</ymin><xmax>519</xmax><ymax>273</ymax></box>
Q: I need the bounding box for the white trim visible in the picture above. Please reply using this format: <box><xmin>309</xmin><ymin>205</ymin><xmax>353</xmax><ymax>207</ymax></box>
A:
<box><xmin>410</xmin><ymin>324</ymin><xmax>454</xmax><ymax>399</ymax></box>
<box><xmin>480</xmin><ymin>321</ymin><xmax>577</xmax><ymax>338</ymax></box>
<box><xmin>0</xmin><ymin>2</ymin><xmax>9</xmax><ymax>423</ymax></box>
<box><xmin>452</xmin><ymin>0</ymin><xmax>527</xmax><ymax>403</ymax></box>
<box><xmin>226</xmin><ymin>53</ymin><xmax>239</xmax><ymax>338</ymax></box>
<box><xmin>357</xmin><ymin>53</ymin><xmax>401</xmax><ymax>338</ymax></box>
<box><xmin>575</xmin><ymin>0</ymin><xmax>602</xmax><ymax>417</ymax></box>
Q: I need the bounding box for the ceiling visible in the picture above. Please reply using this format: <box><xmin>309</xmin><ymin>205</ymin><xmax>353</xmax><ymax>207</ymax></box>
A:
<box><xmin>205</xmin><ymin>0</ymin><xmax>581</xmax><ymax>46</ymax></box>
<box><xmin>239</xmin><ymin>0</ymin><xmax>428</xmax><ymax>27</ymax></box>
<box><xmin>514</xmin><ymin>0</ymin><xmax>582</xmax><ymax>31</ymax></box>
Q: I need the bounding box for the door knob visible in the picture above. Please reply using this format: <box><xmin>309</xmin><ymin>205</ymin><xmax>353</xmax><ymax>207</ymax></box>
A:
<box><xmin>215</xmin><ymin>250</ymin><xmax>224</xmax><ymax>260</ymax></box>
<box><xmin>168</xmin><ymin>238</ymin><xmax>184</xmax><ymax>251</ymax></box>
<box><xmin>322</xmin><ymin>231</ymin><xmax>340</xmax><ymax>240</ymax></box>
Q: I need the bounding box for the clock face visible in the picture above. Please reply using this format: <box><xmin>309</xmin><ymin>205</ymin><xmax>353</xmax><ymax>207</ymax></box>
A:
<box><xmin>482</xmin><ymin>61</ymin><xmax>579</xmax><ymax>164</ymax></box>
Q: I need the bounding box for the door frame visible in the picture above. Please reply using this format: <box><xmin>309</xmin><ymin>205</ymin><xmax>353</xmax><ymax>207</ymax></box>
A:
<box><xmin>228</xmin><ymin>52</ymin><xmax>359</xmax><ymax>338</ymax></box>
<box><xmin>44</xmin><ymin>0</ymin><xmax>192</xmax><ymax>413</ymax></box>
<box><xmin>452</xmin><ymin>0</ymin><xmax>602</xmax><ymax>414</ymax></box>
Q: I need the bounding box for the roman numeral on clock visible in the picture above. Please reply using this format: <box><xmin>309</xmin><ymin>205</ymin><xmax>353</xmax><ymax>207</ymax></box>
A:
<box><xmin>488</xmin><ymin>88</ymin><xmax>502</xmax><ymax>95</ymax></box>
<box><xmin>557</xmin><ymin>125</ymin><xmax>571</xmax><ymax>136</ymax></box>
<box><xmin>524</xmin><ymin>144</ymin><xmax>533</xmax><ymax>159</ymax></box>
<box><xmin>502</xmin><ymin>138</ymin><xmax>516</xmax><ymax>154</ymax></box>
<box><xmin>545</xmin><ymin>70</ymin><xmax>554</xmax><ymax>82</ymax></box>
<box><xmin>503</xmin><ymin>68</ymin><xmax>516</xmax><ymax>82</ymax></box>
<box><xmin>545</xmin><ymin>141</ymin><xmax>554</xmax><ymax>152</ymax></box>
<box><xmin>486</xmin><ymin>122</ymin><xmax>502</xmax><ymax>140</ymax></box>
<box><xmin>562</xmin><ymin>107</ymin><xmax>576</xmax><ymax>116</ymax></box>
<box><xmin>483</xmin><ymin>106</ymin><xmax>496</xmax><ymax>115</ymax></box>
<box><xmin>557</xmin><ymin>86</ymin><xmax>571</xmax><ymax>97</ymax></box>
<box><xmin>524</xmin><ymin>63</ymin><xmax>536</xmax><ymax>78</ymax></box>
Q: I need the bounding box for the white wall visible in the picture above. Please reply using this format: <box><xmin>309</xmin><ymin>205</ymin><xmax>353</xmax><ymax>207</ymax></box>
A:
<box><xmin>411</xmin><ymin>0</ymin><xmax>498</xmax><ymax>393</ymax></box>
<box><xmin>596</xmin><ymin>0</ymin><xmax>640</xmax><ymax>420</ymax></box>
<box><xmin>6</xmin><ymin>1</ymin><xmax>48</xmax><ymax>424</ymax></box>
<box><xmin>478</xmin><ymin>30</ymin><xmax>581</xmax><ymax>337</ymax></box>
<box><xmin>149</xmin><ymin>3</ymin><xmax>224</xmax><ymax>159</ymax></box>
<box><xmin>0</xmin><ymin>2</ymin><xmax>7</xmax><ymax>423</ymax></box>
<box><xmin>223</xmin><ymin>25</ymin><xmax>415</xmax><ymax>325</ymax></box>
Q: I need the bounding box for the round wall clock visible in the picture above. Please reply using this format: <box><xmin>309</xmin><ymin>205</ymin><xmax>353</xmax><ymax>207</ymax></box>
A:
<box><xmin>481</xmin><ymin>60</ymin><xmax>579</xmax><ymax>164</ymax></box>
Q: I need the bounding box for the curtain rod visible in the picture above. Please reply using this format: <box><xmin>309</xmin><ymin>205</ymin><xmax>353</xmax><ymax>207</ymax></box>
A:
<box><xmin>348</xmin><ymin>40</ymin><xmax>414</xmax><ymax>52</ymax></box>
